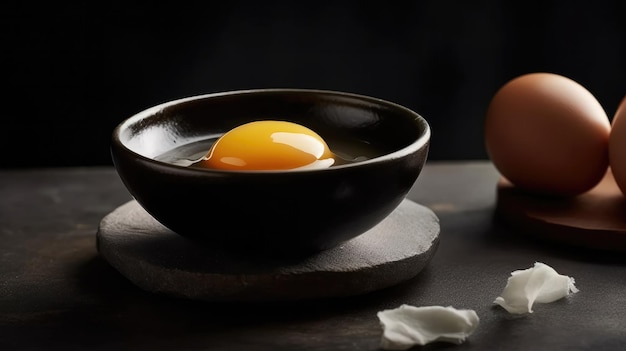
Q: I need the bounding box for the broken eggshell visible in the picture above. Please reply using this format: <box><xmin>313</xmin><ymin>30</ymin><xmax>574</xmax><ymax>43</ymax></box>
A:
<box><xmin>494</xmin><ymin>262</ymin><xmax>579</xmax><ymax>314</ymax></box>
<box><xmin>377</xmin><ymin>305</ymin><xmax>479</xmax><ymax>350</ymax></box>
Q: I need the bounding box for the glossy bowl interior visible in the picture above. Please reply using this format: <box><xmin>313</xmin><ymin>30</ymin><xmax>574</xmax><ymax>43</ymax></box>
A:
<box><xmin>111</xmin><ymin>89</ymin><xmax>431</xmax><ymax>257</ymax></box>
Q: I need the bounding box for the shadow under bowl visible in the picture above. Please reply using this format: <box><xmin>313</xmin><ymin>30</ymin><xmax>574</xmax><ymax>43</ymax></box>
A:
<box><xmin>111</xmin><ymin>89</ymin><xmax>430</xmax><ymax>257</ymax></box>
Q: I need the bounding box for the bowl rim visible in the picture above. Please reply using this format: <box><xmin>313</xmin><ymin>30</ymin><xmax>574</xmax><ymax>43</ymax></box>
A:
<box><xmin>112</xmin><ymin>88</ymin><xmax>431</xmax><ymax>174</ymax></box>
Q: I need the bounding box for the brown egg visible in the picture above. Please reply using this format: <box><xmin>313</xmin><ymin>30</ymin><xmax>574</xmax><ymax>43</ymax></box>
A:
<box><xmin>485</xmin><ymin>72</ymin><xmax>610</xmax><ymax>196</ymax></box>
<box><xmin>608</xmin><ymin>95</ymin><xmax>626</xmax><ymax>195</ymax></box>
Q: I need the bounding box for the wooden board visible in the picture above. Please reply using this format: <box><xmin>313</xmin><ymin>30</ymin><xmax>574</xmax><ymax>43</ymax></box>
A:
<box><xmin>96</xmin><ymin>199</ymin><xmax>440</xmax><ymax>301</ymax></box>
<box><xmin>495</xmin><ymin>169</ymin><xmax>626</xmax><ymax>252</ymax></box>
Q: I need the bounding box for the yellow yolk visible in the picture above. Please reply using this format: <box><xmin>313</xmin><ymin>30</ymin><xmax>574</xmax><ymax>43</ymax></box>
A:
<box><xmin>198</xmin><ymin>120</ymin><xmax>335</xmax><ymax>170</ymax></box>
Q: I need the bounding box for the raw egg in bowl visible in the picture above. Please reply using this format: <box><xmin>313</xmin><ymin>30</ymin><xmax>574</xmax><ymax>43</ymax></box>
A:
<box><xmin>111</xmin><ymin>89</ymin><xmax>431</xmax><ymax>256</ymax></box>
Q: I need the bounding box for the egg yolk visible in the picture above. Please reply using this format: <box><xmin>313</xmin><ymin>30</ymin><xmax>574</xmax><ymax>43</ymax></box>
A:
<box><xmin>198</xmin><ymin>120</ymin><xmax>335</xmax><ymax>170</ymax></box>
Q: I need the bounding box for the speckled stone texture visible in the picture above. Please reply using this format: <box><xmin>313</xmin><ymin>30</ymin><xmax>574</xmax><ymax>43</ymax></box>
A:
<box><xmin>97</xmin><ymin>199</ymin><xmax>440</xmax><ymax>301</ymax></box>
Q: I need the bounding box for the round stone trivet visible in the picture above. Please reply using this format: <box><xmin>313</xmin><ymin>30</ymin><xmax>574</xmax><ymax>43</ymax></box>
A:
<box><xmin>96</xmin><ymin>199</ymin><xmax>440</xmax><ymax>301</ymax></box>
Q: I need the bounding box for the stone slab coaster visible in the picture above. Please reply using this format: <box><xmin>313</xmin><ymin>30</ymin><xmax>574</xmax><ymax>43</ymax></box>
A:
<box><xmin>496</xmin><ymin>169</ymin><xmax>626</xmax><ymax>252</ymax></box>
<box><xmin>96</xmin><ymin>199</ymin><xmax>440</xmax><ymax>301</ymax></box>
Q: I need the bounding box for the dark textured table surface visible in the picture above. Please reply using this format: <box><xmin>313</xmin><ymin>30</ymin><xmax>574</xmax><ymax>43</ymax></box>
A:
<box><xmin>1</xmin><ymin>161</ymin><xmax>625</xmax><ymax>350</ymax></box>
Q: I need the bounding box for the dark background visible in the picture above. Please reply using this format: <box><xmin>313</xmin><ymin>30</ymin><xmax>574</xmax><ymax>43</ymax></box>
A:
<box><xmin>2</xmin><ymin>1</ymin><xmax>625</xmax><ymax>168</ymax></box>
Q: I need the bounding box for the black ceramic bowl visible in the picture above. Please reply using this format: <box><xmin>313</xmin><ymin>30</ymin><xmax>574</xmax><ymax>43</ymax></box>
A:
<box><xmin>111</xmin><ymin>89</ymin><xmax>430</xmax><ymax>256</ymax></box>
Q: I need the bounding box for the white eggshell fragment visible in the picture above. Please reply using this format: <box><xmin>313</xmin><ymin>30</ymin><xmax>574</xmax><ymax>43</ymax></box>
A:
<box><xmin>377</xmin><ymin>305</ymin><xmax>479</xmax><ymax>350</ymax></box>
<box><xmin>494</xmin><ymin>262</ymin><xmax>579</xmax><ymax>314</ymax></box>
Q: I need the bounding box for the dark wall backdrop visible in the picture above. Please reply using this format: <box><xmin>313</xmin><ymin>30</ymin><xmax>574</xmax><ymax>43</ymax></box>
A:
<box><xmin>2</xmin><ymin>1</ymin><xmax>625</xmax><ymax>168</ymax></box>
